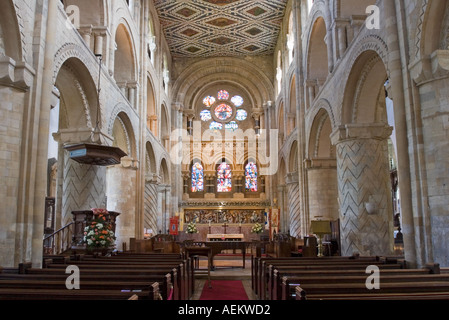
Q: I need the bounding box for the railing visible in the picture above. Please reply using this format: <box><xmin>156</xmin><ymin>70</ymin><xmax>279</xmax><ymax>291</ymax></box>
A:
<box><xmin>43</xmin><ymin>222</ymin><xmax>74</xmax><ymax>255</ymax></box>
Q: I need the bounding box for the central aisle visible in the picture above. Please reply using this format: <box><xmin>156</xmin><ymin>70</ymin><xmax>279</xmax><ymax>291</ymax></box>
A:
<box><xmin>199</xmin><ymin>280</ymin><xmax>249</xmax><ymax>300</ymax></box>
<box><xmin>191</xmin><ymin>255</ymin><xmax>256</xmax><ymax>300</ymax></box>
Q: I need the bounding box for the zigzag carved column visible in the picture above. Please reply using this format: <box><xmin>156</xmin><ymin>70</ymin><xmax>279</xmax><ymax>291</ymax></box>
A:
<box><xmin>144</xmin><ymin>174</ymin><xmax>159</xmax><ymax>235</ymax></box>
<box><xmin>331</xmin><ymin>124</ymin><xmax>395</xmax><ymax>256</ymax></box>
<box><xmin>62</xmin><ymin>152</ymin><xmax>107</xmax><ymax>226</ymax></box>
<box><xmin>286</xmin><ymin>172</ymin><xmax>301</xmax><ymax>238</ymax></box>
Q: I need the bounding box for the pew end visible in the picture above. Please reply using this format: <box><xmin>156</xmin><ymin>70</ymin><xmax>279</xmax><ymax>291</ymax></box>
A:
<box><xmin>295</xmin><ymin>286</ymin><xmax>306</xmax><ymax>300</ymax></box>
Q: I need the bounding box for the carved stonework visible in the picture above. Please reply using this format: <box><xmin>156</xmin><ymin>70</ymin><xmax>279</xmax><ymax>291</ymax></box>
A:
<box><xmin>335</xmin><ymin>137</ymin><xmax>394</xmax><ymax>256</ymax></box>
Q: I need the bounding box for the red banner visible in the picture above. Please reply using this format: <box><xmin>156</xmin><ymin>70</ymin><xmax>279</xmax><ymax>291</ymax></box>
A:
<box><xmin>169</xmin><ymin>217</ymin><xmax>179</xmax><ymax>235</ymax></box>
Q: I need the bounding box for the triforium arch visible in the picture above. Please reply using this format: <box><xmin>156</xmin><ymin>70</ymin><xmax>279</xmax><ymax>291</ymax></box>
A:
<box><xmin>332</xmin><ymin>48</ymin><xmax>394</xmax><ymax>257</ymax></box>
<box><xmin>0</xmin><ymin>0</ymin><xmax>23</xmax><ymax>62</ymax></box>
<box><xmin>146</xmin><ymin>76</ymin><xmax>157</xmax><ymax>136</ymax></box>
<box><xmin>113</xmin><ymin>20</ymin><xmax>138</xmax><ymax>107</ymax></box>
<box><xmin>305</xmin><ymin>15</ymin><xmax>329</xmax><ymax>106</ymax></box>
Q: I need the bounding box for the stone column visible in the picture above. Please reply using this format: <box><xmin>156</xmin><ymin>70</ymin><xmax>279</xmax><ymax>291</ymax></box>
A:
<box><xmin>277</xmin><ymin>185</ymin><xmax>287</xmax><ymax>233</ymax></box>
<box><xmin>286</xmin><ymin>172</ymin><xmax>301</xmax><ymax>237</ymax></box>
<box><xmin>144</xmin><ymin>174</ymin><xmax>158</xmax><ymax>235</ymax></box>
<box><xmin>165</xmin><ymin>186</ymin><xmax>171</xmax><ymax>233</ymax></box>
<box><xmin>106</xmin><ymin>157</ymin><xmax>139</xmax><ymax>251</ymax></box>
<box><xmin>305</xmin><ymin>159</ymin><xmax>339</xmax><ymax>222</ymax></box>
<box><xmin>331</xmin><ymin>124</ymin><xmax>394</xmax><ymax>256</ymax></box>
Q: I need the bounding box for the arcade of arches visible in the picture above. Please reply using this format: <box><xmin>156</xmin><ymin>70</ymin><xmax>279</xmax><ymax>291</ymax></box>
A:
<box><xmin>1</xmin><ymin>0</ymin><xmax>449</xmax><ymax>273</ymax></box>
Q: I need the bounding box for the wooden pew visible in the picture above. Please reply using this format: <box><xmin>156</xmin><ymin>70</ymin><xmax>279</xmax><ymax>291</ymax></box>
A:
<box><xmin>271</xmin><ymin>268</ymin><xmax>429</xmax><ymax>300</ymax></box>
<box><xmin>31</xmin><ymin>264</ymin><xmax>177</xmax><ymax>300</ymax></box>
<box><xmin>0</xmin><ymin>278</ymin><xmax>162</xmax><ymax>300</ymax></box>
<box><xmin>291</xmin><ymin>281</ymin><xmax>449</xmax><ymax>300</ymax></box>
<box><xmin>71</xmin><ymin>253</ymin><xmax>193</xmax><ymax>299</ymax></box>
<box><xmin>281</xmin><ymin>272</ymin><xmax>449</xmax><ymax>300</ymax></box>
<box><xmin>257</xmin><ymin>257</ymin><xmax>397</xmax><ymax>300</ymax></box>
<box><xmin>0</xmin><ymin>288</ymin><xmax>157</xmax><ymax>300</ymax></box>
<box><xmin>252</xmin><ymin>255</ymin><xmax>383</xmax><ymax>297</ymax></box>
<box><xmin>15</xmin><ymin>266</ymin><xmax>172</xmax><ymax>300</ymax></box>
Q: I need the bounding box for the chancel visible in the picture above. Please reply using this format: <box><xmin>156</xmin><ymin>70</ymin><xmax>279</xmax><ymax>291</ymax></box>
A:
<box><xmin>1</xmin><ymin>0</ymin><xmax>449</xmax><ymax>302</ymax></box>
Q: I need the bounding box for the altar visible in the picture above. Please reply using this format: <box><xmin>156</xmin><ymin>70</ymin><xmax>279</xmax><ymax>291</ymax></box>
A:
<box><xmin>207</xmin><ymin>234</ymin><xmax>244</xmax><ymax>241</ymax></box>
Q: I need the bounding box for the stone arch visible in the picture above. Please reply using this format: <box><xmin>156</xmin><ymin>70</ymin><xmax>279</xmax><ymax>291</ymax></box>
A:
<box><xmin>110</xmin><ymin>111</ymin><xmax>136</xmax><ymax>160</ymax></box>
<box><xmin>306</xmin><ymin>16</ymin><xmax>329</xmax><ymax>82</ymax></box>
<box><xmin>287</xmin><ymin>75</ymin><xmax>297</xmax><ymax>136</ymax></box>
<box><xmin>145</xmin><ymin>141</ymin><xmax>157</xmax><ymax>174</ymax></box>
<box><xmin>172</xmin><ymin>57</ymin><xmax>273</xmax><ymax>110</ymax></box>
<box><xmin>342</xmin><ymin>50</ymin><xmax>389</xmax><ymax>125</ymax></box>
<box><xmin>277</xmin><ymin>102</ymin><xmax>285</xmax><ymax>144</ymax></box>
<box><xmin>159</xmin><ymin>157</ymin><xmax>170</xmax><ymax>184</ymax></box>
<box><xmin>160</xmin><ymin>103</ymin><xmax>170</xmax><ymax>150</ymax></box>
<box><xmin>306</xmin><ymin>108</ymin><xmax>339</xmax><ymax>224</ymax></box>
<box><xmin>335</xmin><ymin>49</ymin><xmax>394</xmax><ymax>257</ymax></box>
<box><xmin>0</xmin><ymin>0</ymin><xmax>23</xmax><ymax>62</ymax></box>
<box><xmin>417</xmin><ymin>0</ymin><xmax>448</xmax><ymax>59</ymax></box>
<box><xmin>55</xmin><ymin>57</ymin><xmax>98</xmax><ymax>133</ymax></box>
<box><xmin>308</xmin><ymin>108</ymin><xmax>335</xmax><ymax>160</ymax></box>
<box><xmin>147</xmin><ymin>76</ymin><xmax>157</xmax><ymax>136</ymax></box>
<box><xmin>113</xmin><ymin>21</ymin><xmax>138</xmax><ymax>85</ymax></box>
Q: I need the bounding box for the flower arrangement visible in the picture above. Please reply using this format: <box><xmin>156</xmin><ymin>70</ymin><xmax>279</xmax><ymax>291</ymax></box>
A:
<box><xmin>251</xmin><ymin>222</ymin><xmax>264</xmax><ymax>234</ymax></box>
<box><xmin>186</xmin><ymin>221</ymin><xmax>199</xmax><ymax>234</ymax></box>
<box><xmin>83</xmin><ymin>208</ymin><xmax>116</xmax><ymax>249</ymax></box>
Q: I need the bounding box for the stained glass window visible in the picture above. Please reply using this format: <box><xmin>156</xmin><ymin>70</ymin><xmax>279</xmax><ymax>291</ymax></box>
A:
<box><xmin>231</xmin><ymin>95</ymin><xmax>244</xmax><ymax>107</ymax></box>
<box><xmin>236</xmin><ymin>109</ymin><xmax>247</xmax><ymax>121</ymax></box>
<box><xmin>191</xmin><ymin>162</ymin><xmax>204</xmax><ymax>192</ymax></box>
<box><xmin>203</xmin><ymin>96</ymin><xmax>216</xmax><ymax>107</ymax></box>
<box><xmin>210</xmin><ymin>121</ymin><xmax>223</xmax><ymax>131</ymax></box>
<box><xmin>217</xmin><ymin>162</ymin><xmax>232</xmax><ymax>192</ymax></box>
<box><xmin>245</xmin><ymin>162</ymin><xmax>258</xmax><ymax>192</ymax></box>
<box><xmin>200</xmin><ymin>110</ymin><xmax>211</xmax><ymax>122</ymax></box>
<box><xmin>225</xmin><ymin>121</ymin><xmax>238</xmax><ymax>131</ymax></box>
<box><xmin>214</xmin><ymin>104</ymin><xmax>233</xmax><ymax>121</ymax></box>
<box><xmin>217</xmin><ymin>90</ymin><xmax>230</xmax><ymax>100</ymax></box>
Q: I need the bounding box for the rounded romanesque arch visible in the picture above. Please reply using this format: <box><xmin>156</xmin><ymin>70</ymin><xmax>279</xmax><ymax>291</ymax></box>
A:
<box><xmin>334</xmin><ymin>48</ymin><xmax>394</xmax><ymax>257</ymax></box>
<box><xmin>172</xmin><ymin>57</ymin><xmax>274</xmax><ymax>110</ymax></box>
<box><xmin>306</xmin><ymin>108</ymin><xmax>339</xmax><ymax>227</ymax></box>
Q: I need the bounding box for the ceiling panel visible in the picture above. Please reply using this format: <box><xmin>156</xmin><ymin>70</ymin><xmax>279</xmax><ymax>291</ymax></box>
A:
<box><xmin>153</xmin><ymin>0</ymin><xmax>288</xmax><ymax>58</ymax></box>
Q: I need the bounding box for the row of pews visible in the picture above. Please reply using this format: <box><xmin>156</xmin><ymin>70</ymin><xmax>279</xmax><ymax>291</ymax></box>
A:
<box><xmin>252</xmin><ymin>255</ymin><xmax>449</xmax><ymax>300</ymax></box>
<box><xmin>0</xmin><ymin>252</ymin><xmax>194</xmax><ymax>301</ymax></box>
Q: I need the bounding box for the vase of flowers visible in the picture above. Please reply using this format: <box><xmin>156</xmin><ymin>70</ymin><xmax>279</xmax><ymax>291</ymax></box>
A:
<box><xmin>251</xmin><ymin>222</ymin><xmax>264</xmax><ymax>234</ymax></box>
<box><xmin>186</xmin><ymin>222</ymin><xmax>198</xmax><ymax>234</ymax></box>
<box><xmin>83</xmin><ymin>208</ymin><xmax>116</xmax><ymax>255</ymax></box>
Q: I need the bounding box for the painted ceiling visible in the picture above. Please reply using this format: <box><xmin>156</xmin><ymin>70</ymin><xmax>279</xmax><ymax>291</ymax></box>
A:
<box><xmin>153</xmin><ymin>0</ymin><xmax>288</xmax><ymax>58</ymax></box>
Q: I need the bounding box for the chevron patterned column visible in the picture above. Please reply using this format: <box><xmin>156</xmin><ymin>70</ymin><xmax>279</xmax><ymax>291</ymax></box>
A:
<box><xmin>331</xmin><ymin>124</ymin><xmax>395</xmax><ymax>257</ymax></box>
<box><xmin>62</xmin><ymin>152</ymin><xmax>107</xmax><ymax>226</ymax></box>
<box><xmin>286</xmin><ymin>172</ymin><xmax>301</xmax><ymax>238</ymax></box>
<box><xmin>144</xmin><ymin>174</ymin><xmax>159</xmax><ymax>234</ymax></box>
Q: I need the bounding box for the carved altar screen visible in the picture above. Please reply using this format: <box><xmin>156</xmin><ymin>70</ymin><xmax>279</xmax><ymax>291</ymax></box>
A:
<box><xmin>184</xmin><ymin>209</ymin><xmax>265</xmax><ymax>224</ymax></box>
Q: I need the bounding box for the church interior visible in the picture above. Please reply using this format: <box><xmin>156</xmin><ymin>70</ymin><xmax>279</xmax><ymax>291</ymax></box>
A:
<box><xmin>1</xmin><ymin>0</ymin><xmax>449</xmax><ymax>302</ymax></box>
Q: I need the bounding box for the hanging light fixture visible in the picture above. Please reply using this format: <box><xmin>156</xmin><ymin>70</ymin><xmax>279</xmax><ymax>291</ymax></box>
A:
<box><xmin>64</xmin><ymin>54</ymin><xmax>127</xmax><ymax>166</ymax></box>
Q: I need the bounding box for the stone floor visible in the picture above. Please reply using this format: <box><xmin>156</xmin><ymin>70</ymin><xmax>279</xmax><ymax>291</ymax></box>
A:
<box><xmin>190</xmin><ymin>255</ymin><xmax>257</xmax><ymax>300</ymax></box>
